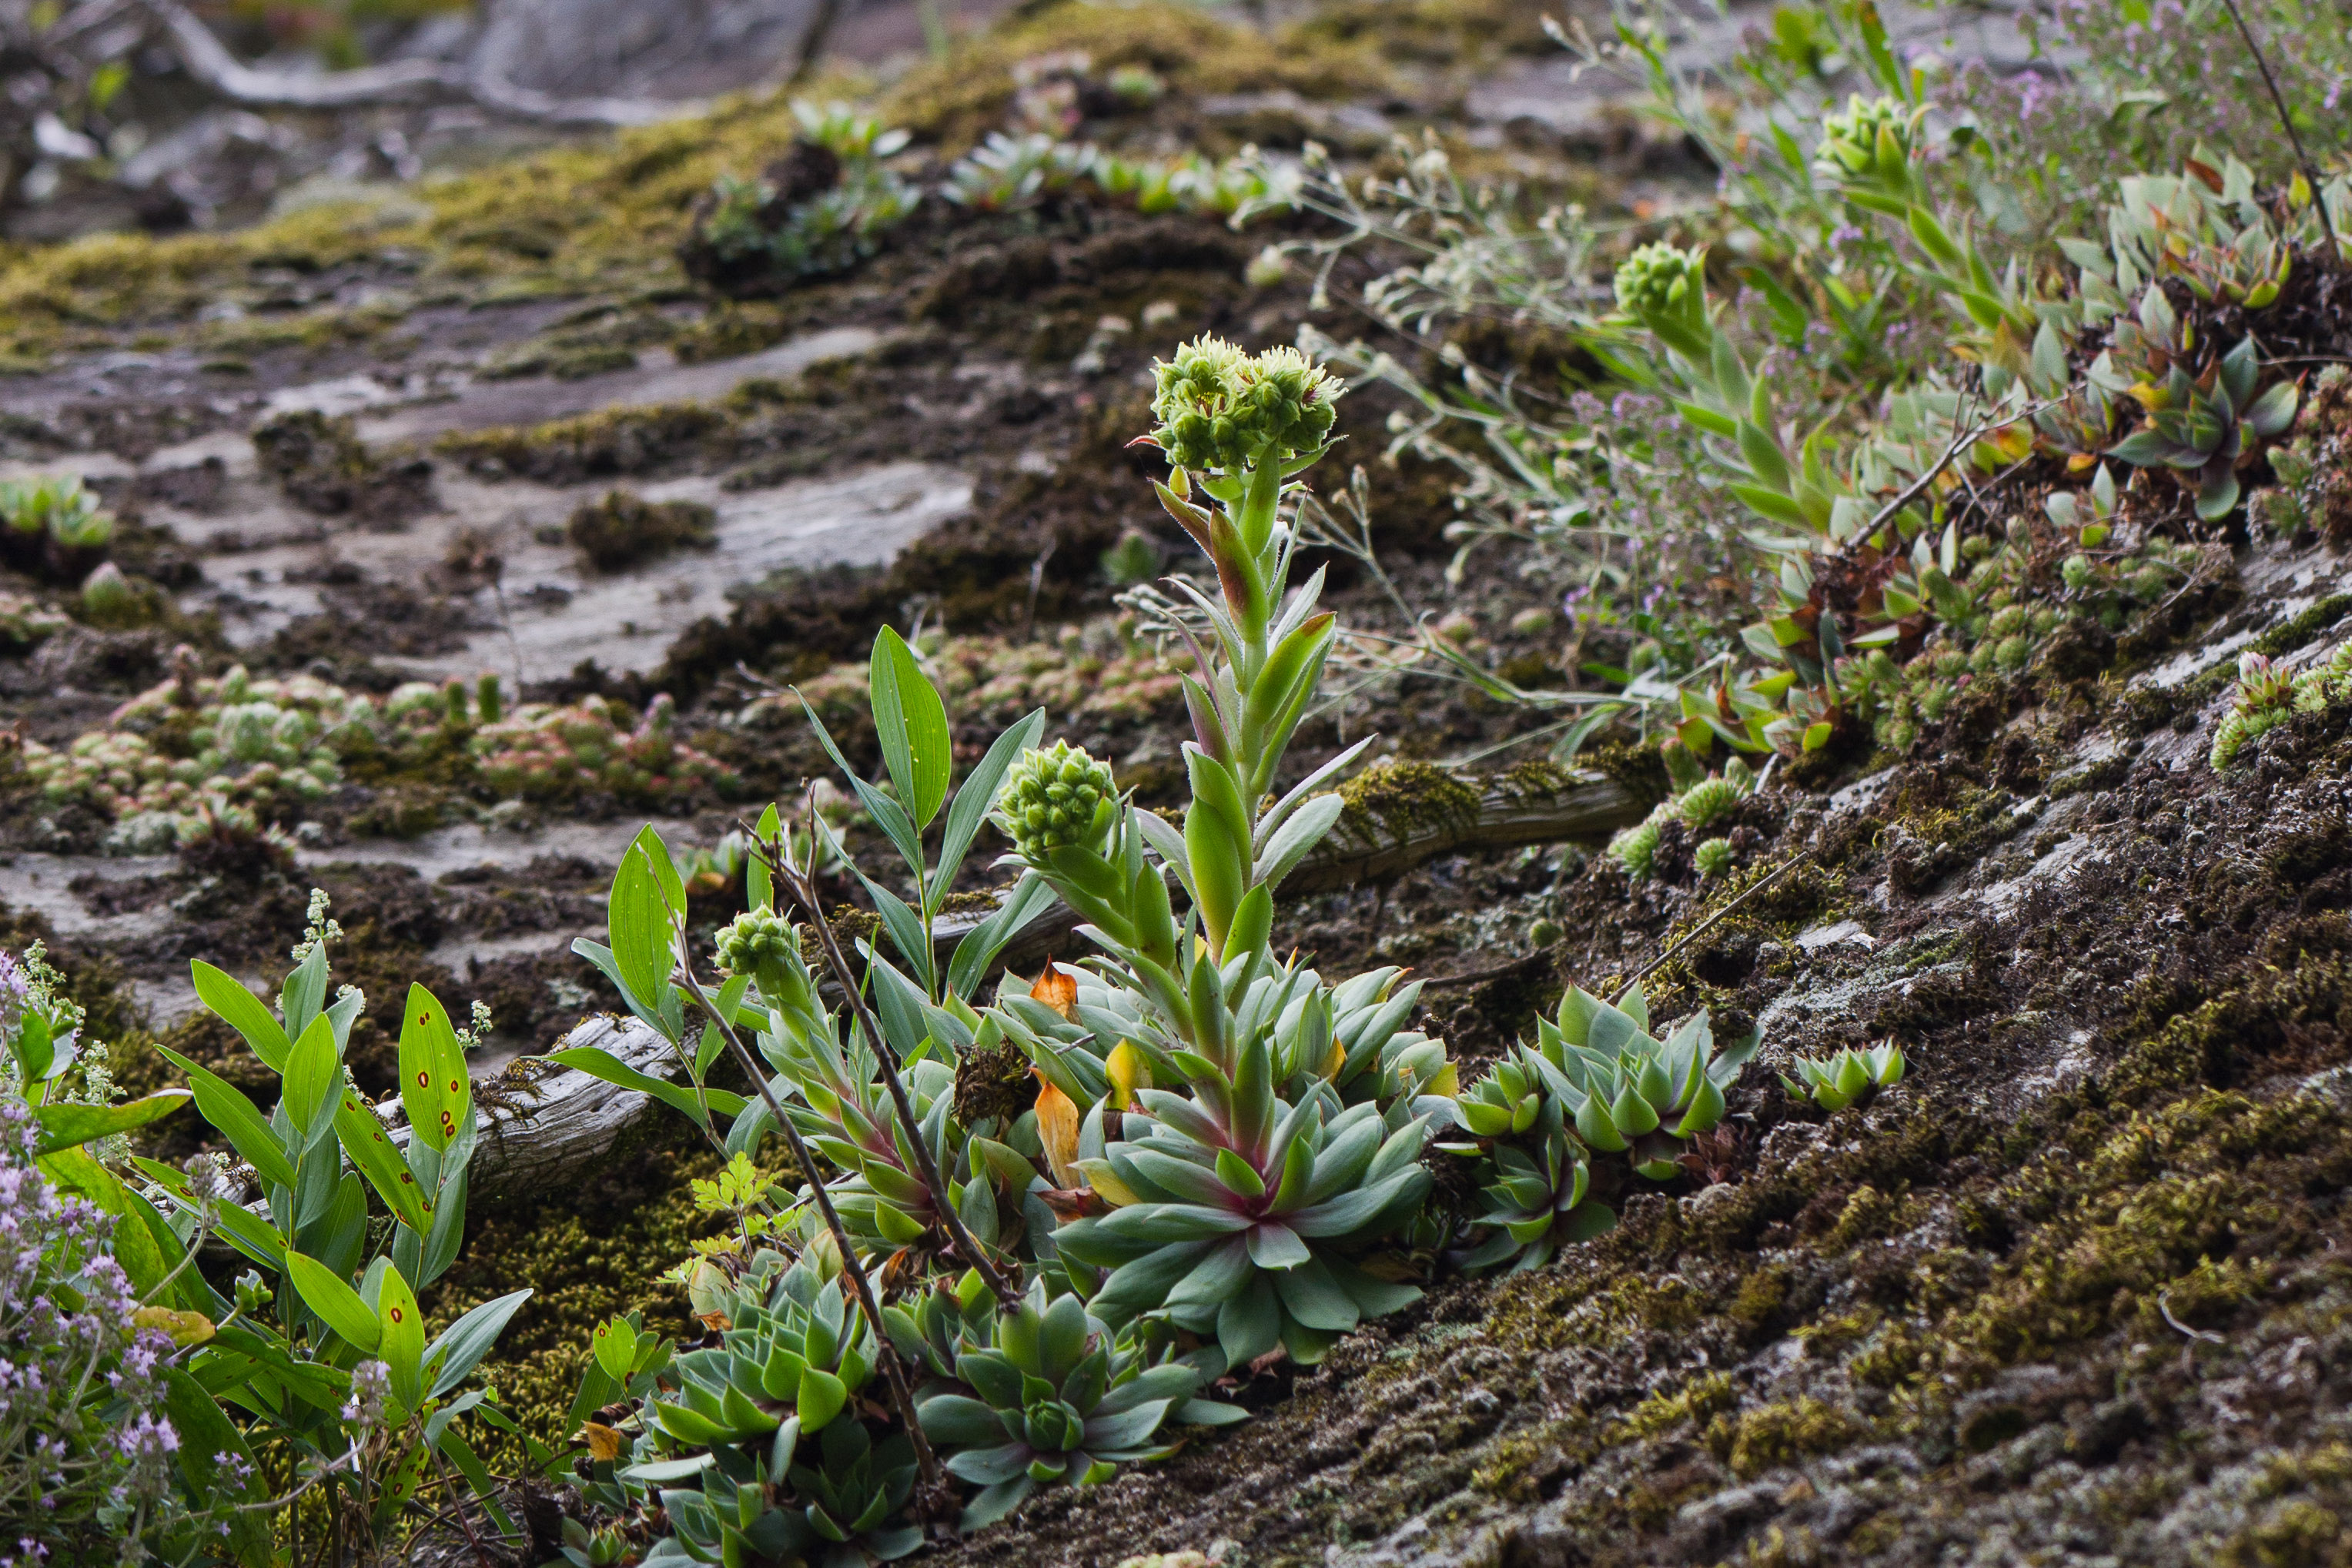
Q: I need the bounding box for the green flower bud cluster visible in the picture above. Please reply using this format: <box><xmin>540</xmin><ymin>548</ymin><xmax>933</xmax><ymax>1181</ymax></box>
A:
<box><xmin>1781</xmin><ymin>1040</ymin><xmax>1905</xmax><ymax>1112</ymax></box>
<box><xmin>1147</xmin><ymin>337</ymin><xmax>1342</xmax><ymax>473</ymax></box>
<box><xmin>1812</xmin><ymin>93</ymin><xmax>1921</xmax><ymax>188</ymax></box>
<box><xmin>1612</xmin><ymin>242</ymin><xmax>1708</xmax><ymax>321</ymax></box>
<box><xmin>714</xmin><ymin>908</ymin><xmax>798</xmax><ymax>987</ymax></box>
<box><xmin>1608</xmin><ymin>758</ymin><xmax>1763</xmax><ymax>881</ymax></box>
<box><xmin>2210</xmin><ymin>641</ymin><xmax>2352</xmax><ymax>770</ymax></box>
<box><xmin>994</xmin><ymin>741</ymin><xmax>1119</xmax><ymax>861</ymax></box>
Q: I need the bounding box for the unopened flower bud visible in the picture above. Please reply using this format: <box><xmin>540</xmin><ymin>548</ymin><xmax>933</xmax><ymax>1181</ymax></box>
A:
<box><xmin>995</xmin><ymin>741</ymin><xmax>1117</xmax><ymax>861</ymax></box>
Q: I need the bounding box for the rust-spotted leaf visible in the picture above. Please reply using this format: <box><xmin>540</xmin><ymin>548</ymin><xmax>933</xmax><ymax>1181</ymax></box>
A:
<box><xmin>396</xmin><ymin>983</ymin><xmax>470</xmax><ymax>1154</ymax></box>
<box><xmin>333</xmin><ymin>1089</ymin><xmax>433</xmax><ymax>1232</ymax></box>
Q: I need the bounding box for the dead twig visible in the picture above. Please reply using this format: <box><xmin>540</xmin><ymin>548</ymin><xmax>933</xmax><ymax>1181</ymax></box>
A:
<box><xmin>2215</xmin><ymin>0</ymin><xmax>2337</xmax><ymax>251</ymax></box>
<box><xmin>1628</xmin><ymin>852</ymin><xmax>1808</xmax><ymax>988</ymax></box>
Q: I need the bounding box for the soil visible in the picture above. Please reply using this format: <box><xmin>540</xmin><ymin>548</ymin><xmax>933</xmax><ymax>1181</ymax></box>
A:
<box><xmin>11</xmin><ymin>2</ymin><xmax>2352</xmax><ymax>1566</ymax></box>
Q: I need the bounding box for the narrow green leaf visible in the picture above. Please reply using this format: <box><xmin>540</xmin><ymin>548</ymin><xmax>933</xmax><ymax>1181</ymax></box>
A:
<box><xmin>287</xmin><ymin>1251</ymin><xmax>383</xmax><ymax>1352</ymax></box>
<box><xmin>32</xmin><ymin>1089</ymin><xmax>189</xmax><ymax>1156</ymax></box>
<box><xmin>608</xmin><ymin>841</ymin><xmax>676</xmax><ymax>1015</ymax></box>
<box><xmin>936</xmin><ymin>709</ymin><xmax>1046</xmax><ymax>903</ymax></box>
<box><xmin>871</xmin><ymin>625</ymin><xmax>954</xmax><ymax>829</ymax></box>
<box><xmin>282</xmin><ymin>1014</ymin><xmax>341</xmax><ymax>1145</ymax></box>
<box><xmin>151</xmin><ymin>1042</ymin><xmax>298</xmax><ymax>1192</ymax></box>
<box><xmin>190</xmin><ymin>961</ymin><xmax>289</xmax><ymax>1072</ymax></box>
<box><xmin>544</xmin><ymin>1047</ymin><xmax>746</xmax><ymax>1127</ymax></box>
<box><xmin>428</xmin><ymin>1289</ymin><xmax>534</xmax><ymax>1399</ymax></box>
<box><xmin>748</xmin><ymin>803</ymin><xmax>781</xmax><ymax>913</ymax></box>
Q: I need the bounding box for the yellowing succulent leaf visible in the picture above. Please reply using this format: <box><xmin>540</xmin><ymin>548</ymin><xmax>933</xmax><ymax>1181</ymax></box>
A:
<box><xmin>1426</xmin><ymin>1062</ymin><xmax>1460</xmax><ymax>1099</ymax></box>
<box><xmin>1075</xmin><ymin>1158</ymin><xmax>1139</xmax><ymax>1207</ymax></box>
<box><xmin>1029</xmin><ymin>961</ymin><xmax>1079</xmax><ymax>1022</ymax></box>
<box><xmin>1106</xmin><ymin>1041</ymin><xmax>1152</xmax><ymax>1110</ymax></box>
<box><xmin>132</xmin><ymin>1306</ymin><xmax>215</xmax><ymax>1347</ymax></box>
<box><xmin>1035</xmin><ymin>1078</ymin><xmax>1082</xmax><ymax>1188</ymax></box>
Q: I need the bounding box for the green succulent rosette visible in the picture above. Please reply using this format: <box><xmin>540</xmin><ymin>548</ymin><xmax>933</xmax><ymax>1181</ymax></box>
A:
<box><xmin>1437</xmin><ymin>1051</ymin><xmax>1614</xmax><ymax>1273</ymax></box>
<box><xmin>647</xmin><ymin>1254</ymin><xmax>875</xmax><ymax>1449</ymax></box>
<box><xmin>1051</xmin><ymin>1036</ymin><xmax>1433</xmax><ymax>1369</ymax></box>
<box><xmin>908</xmin><ymin>1285</ymin><xmax>1237</xmax><ymax>1531</ymax></box>
<box><xmin>1782</xmin><ymin>1039</ymin><xmax>1906</xmax><ymax>1112</ymax></box>
<box><xmin>1534</xmin><ymin>984</ymin><xmax>1756</xmax><ymax>1180</ymax></box>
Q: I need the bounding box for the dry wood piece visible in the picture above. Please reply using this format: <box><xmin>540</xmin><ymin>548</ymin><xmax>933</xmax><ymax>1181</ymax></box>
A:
<box><xmin>427</xmin><ymin>769</ymin><xmax>1651</xmax><ymax>1199</ymax></box>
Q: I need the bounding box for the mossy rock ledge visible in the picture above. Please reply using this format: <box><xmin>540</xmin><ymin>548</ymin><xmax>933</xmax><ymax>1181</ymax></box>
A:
<box><xmin>904</xmin><ymin>530</ymin><xmax>2352</xmax><ymax>1566</ymax></box>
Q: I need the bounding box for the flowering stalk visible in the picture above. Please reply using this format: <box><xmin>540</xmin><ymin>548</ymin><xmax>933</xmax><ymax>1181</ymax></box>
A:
<box><xmin>1131</xmin><ymin>337</ymin><xmax>1354</xmax><ymax>969</ymax></box>
<box><xmin>765</xmin><ymin>851</ymin><xmax>1024</xmax><ymax>1315</ymax></box>
<box><xmin>666</xmin><ymin>935</ymin><xmax>949</xmax><ymax>1499</ymax></box>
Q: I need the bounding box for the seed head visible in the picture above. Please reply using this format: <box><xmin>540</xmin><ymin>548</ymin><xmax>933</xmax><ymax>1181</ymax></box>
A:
<box><xmin>995</xmin><ymin>741</ymin><xmax>1118</xmax><ymax>861</ymax></box>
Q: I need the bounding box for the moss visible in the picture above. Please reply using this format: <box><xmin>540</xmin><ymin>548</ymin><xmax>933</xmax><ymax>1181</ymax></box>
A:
<box><xmin>1585</xmin><ymin>736</ymin><xmax>1671</xmax><ymax>804</ymax></box>
<box><xmin>1613</xmin><ymin>1370</ymin><xmax>1738</xmax><ymax>1444</ymax></box>
<box><xmin>435</xmin><ymin>402</ymin><xmax>734</xmax><ymax>484</ymax></box>
<box><xmin>252</xmin><ymin>410</ymin><xmax>435</xmax><ymax>522</ymax></box>
<box><xmin>876</xmin><ymin>2</ymin><xmax>1393</xmax><ymax>157</ymax></box>
<box><xmin>1333</xmin><ymin>759</ymin><xmax>1482</xmax><ymax>844</ymax></box>
<box><xmin>566</xmin><ymin>489</ymin><xmax>719</xmax><ymax>571</ymax></box>
<box><xmin>673</xmin><ymin>303</ymin><xmax>793</xmax><ymax>364</ymax></box>
<box><xmin>421</xmin><ymin>1138</ymin><xmax>796</xmax><ymax>1448</ymax></box>
<box><xmin>1703</xmin><ymin>1399</ymin><xmax>1865</xmax><ymax>1479</ymax></box>
<box><xmin>2222</xmin><ymin>1500</ymin><xmax>2347</xmax><ymax>1568</ymax></box>
<box><xmin>1946</xmin><ymin>1090</ymin><xmax>2346</xmax><ymax>1370</ymax></box>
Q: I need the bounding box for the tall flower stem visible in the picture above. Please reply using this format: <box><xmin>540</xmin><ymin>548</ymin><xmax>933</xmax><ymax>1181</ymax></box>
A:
<box><xmin>765</xmin><ymin>846</ymin><xmax>1025</xmax><ymax>1316</ymax></box>
<box><xmin>667</xmin><ymin>943</ymin><xmax>947</xmax><ymax>1496</ymax></box>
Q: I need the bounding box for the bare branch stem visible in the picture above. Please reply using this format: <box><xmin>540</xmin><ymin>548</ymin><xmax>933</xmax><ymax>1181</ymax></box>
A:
<box><xmin>668</xmin><ymin>946</ymin><xmax>947</xmax><ymax>1494</ymax></box>
<box><xmin>766</xmin><ymin>848</ymin><xmax>1025</xmax><ymax>1315</ymax></box>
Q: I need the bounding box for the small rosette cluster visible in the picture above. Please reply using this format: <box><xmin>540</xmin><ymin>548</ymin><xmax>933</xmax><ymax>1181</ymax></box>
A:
<box><xmin>1608</xmin><ymin>757</ymin><xmax>1762</xmax><ymax>880</ymax></box>
<box><xmin>904</xmin><ymin>1285</ymin><xmax>1234</xmax><ymax>1531</ymax></box>
<box><xmin>1782</xmin><ymin>1041</ymin><xmax>1906</xmax><ymax>1112</ymax></box>
<box><xmin>647</xmin><ymin>1255</ymin><xmax>875</xmax><ymax>1449</ymax></box>
<box><xmin>586</xmin><ymin>1254</ymin><xmax>922</xmax><ymax>1568</ymax></box>
<box><xmin>1443</xmin><ymin>983</ymin><xmax>1758</xmax><ymax>1273</ymax></box>
<box><xmin>2210</xmin><ymin>641</ymin><xmax>2352</xmax><ymax>770</ymax></box>
<box><xmin>2106</xmin><ymin>329</ymin><xmax>2300</xmax><ymax>522</ymax></box>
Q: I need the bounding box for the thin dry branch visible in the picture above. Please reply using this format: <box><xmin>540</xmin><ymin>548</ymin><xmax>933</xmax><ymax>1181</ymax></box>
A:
<box><xmin>126</xmin><ymin>0</ymin><xmax>707</xmax><ymax>126</ymax></box>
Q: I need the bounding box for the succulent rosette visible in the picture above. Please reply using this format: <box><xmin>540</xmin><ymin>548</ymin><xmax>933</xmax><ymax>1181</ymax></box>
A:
<box><xmin>909</xmin><ymin>1285</ymin><xmax>1233</xmax><ymax>1530</ymax></box>
<box><xmin>1534</xmin><ymin>985</ymin><xmax>1756</xmax><ymax>1180</ymax></box>
<box><xmin>1782</xmin><ymin>1040</ymin><xmax>1907</xmax><ymax>1112</ymax></box>
<box><xmin>1050</xmin><ymin>1035</ymin><xmax>1432</xmax><ymax>1369</ymax></box>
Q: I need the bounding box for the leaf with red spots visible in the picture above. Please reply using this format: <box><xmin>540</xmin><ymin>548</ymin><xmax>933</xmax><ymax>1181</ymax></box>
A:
<box><xmin>334</xmin><ymin>1086</ymin><xmax>433</xmax><ymax>1233</ymax></box>
<box><xmin>396</xmin><ymin>983</ymin><xmax>471</xmax><ymax>1155</ymax></box>
<box><xmin>377</xmin><ymin>1259</ymin><xmax>424</xmax><ymax>1413</ymax></box>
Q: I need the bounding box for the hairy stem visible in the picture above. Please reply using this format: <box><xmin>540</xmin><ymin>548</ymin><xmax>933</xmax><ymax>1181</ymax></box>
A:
<box><xmin>771</xmin><ymin>852</ymin><xmax>1026</xmax><ymax>1316</ymax></box>
<box><xmin>669</xmin><ymin>946</ymin><xmax>948</xmax><ymax>1494</ymax></box>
